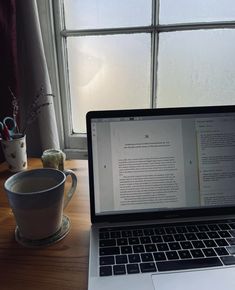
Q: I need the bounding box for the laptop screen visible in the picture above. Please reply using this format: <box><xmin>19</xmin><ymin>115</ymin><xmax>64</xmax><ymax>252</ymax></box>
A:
<box><xmin>86</xmin><ymin>106</ymin><xmax>235</xmax><ymax>222</ymax></box>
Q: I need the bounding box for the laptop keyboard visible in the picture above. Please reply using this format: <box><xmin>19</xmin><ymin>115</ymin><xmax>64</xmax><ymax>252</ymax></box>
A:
<box><xmin>98</xmin><ymin>219</ymin><xmax>235</xmax><ymax>276</ymax></box>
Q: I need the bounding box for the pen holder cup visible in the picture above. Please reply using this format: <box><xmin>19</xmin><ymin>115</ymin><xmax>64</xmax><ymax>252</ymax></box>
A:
<box><xmin>1</xmin><ymin>134</ymin><xmax>27</xmax><ymax>172</ymax></box>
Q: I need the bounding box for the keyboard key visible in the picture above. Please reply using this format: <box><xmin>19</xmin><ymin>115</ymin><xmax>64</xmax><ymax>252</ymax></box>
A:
<box><xmin>116</xmin><ymin>255</ymin><xmax>128</xmax><ymax>264</ymax></box>
<box><xmin>165</xmin><ymin>227</ymin><xmax>177</xmax><ymax>234</ymax></box>
<box><xmin>100</xmin><ymin>247</ymin><xmax>120</xmax><ymax>256</ymax></box>
<box><xmin>176</xmin><ymin>226</ymin><xmax>187</xmax><ymax>233</ymax></box>
<box><xmin>187</xmin><ymin>225</ymin><xmax>198</xmax><ymax>232</ymax></box>
<box><xmin>215</xmin><ymin>239</ymin><xmax>228</xmax><ymax>247</ymax></box>
<box><xmin>133</xmin><ymin>229</ymin><xmax>143</xmax><ymax>237</ymax></box>
<box><xmin>203</xmin><ymin>240</ymin><xmax>217</xmax><ymax>248</ymax></box>
<box><xmin>153</xmin><ymin>252</ymin><xmax>167</xmax><ymax>261</ymax></box>
<box><xmin>155</xmin><ymin>227</ymin><xmax>166</xmax><ymax>235</ymax></box>
<box><xmin>127</xmin><ymin>263</ymin><xmax>140</xmax><ymax>274</ymax></box>
<box><xmin>166</xmin><ymin>251</ymin><xmax>179</xmax><ymax>260</ymax></box>
<box><xmin>140</xmin><ymin>236</ymin><xmax>151</xmax><ymax>244</ymax></box>
<box><xmin>128</xmin><ymin>237</ymin><xmax>140</xmax><ymax>245</ymax></box>
<box><xmin>185</xmin><ymin>233</ymin><xmax>197</xmax><ymax>240</ymax></box>
<box><xmin>163</xmin><ymin>235</ymin><xmax>174</xmax><ymax>242</ymax></box>
<box><xmin>229</xmin><ymin>223</ymin><xmax>235</xmax><ymax>229</ymax></box>
<box><xmin>202</xmin><ymin>248</ymin><xmax>217</xmax><ymax>257</ymax></box>
<box><xmin>133</xmin><ymin>244</ymin><xmax>145</xmax><ymax>253</ymax></box>
<box><xmin>156</xmin><ymin>257</ymin><xmax>222</xmax><ymax>272</ymax></box>
<box><xmin>227</xmin><ymin>238</ymin><xmax>235</xmax><ymax>245</ymax></box>
<box><xmin>227</xmin><ymin>246</ymin><xmax>235</xmax><ymax>255</ymax></box>
<box><xmin>207</xmin><ymin>231</ymin><xmax>220</xmax><ymax>239</ymax></box>
<box><xmin>180</xmin><ymin>241</ymin><xmax>193</xmax><ymax>249</ymax></box>
<box><xmin>117</xmin><ymin>238</ymin><xmax>128</xmax><ymax>246</ymax></box>
<box><xmin>197</xmin><ymin>225</ymin><xmax>209</xmax><ymax>232</ymax></box>
<box><xmin>157</xmin><ymin>243</ymin><xmax>169</xmax><ymax>251</ymax></box>
<box><xmin>174</xmin><ymin>234</ymin><xmax>186</xmax><ymax>241</ymax></box>
<box><xmin>99</xmin><ymin>232</ymin><xmax>110</xmax><ymax>239</ymax></box>
<box><xmin>140</xmin><ymin>262</ymin><xmax>157</xmax><ymax>273</ymax></box>
<box><xmin>141</xmin><ymin>253</ymin><xmax>154</xmax><ymax>262</ymax></box>
<box><xmin>178</xmin><ymin>250</ymin><xmax>191</xmax><ymax>259</ymax></box>
<box><xmin>196</xmin><ymin>232</ymin><xmax>209</xmax><ymax>240</ymax></box>
<box><xmin>221</xmin><ymin>256</ymin><xmax>235</xmax><ymax>265</ymax></box>
<box><xmin>214</xmin><ymin>247</ymin><xmax>229</xmax><ymax>256</ymax></box>
<box><xmin>145</xmin><ymin>244</ymin><xmax>157</xmax><ymax>252</ymax></box>
<box><xmin>110</xmin><ymin>231</ymin><xmax>121</xmax><ymax>238</ymax></box>
<box><xmin>144</xmin><ymin>228</ymin><xmax>154</xmax><ymax>236</ymax></box>
<box><xmin>128</xmin><ymin>254</ymin><xmax>140</xmax><ymax>263</ymax></box>
<box><xmin>218</xmin><ymin>223</ymin><xmax>230</xmax><ymax>230</ymax></box>
<box><xmin>113</xmin><ymin>265</ymin><xmax>126</xmax><ymax>275</ymax></box>
<box><xmin>122</xmin><ymin>230</ymin><xmax>132</xmax><ymax>237</ymax></box>
<box><xmin>229</xmin><ymin>230</ymin><xmax>235</xmax><ymax>237</ymax></box>
<box><xmin>208</xmin><ymin>224</ymin><xmax>219</xmax><ymax>231</ymax></box>
<box><xmin>121</xmin><ymin>246</ymin><xmax>132</xmax><ymax>254</ymax></box>
<box><xmin>168</xmin><ymin>242</ymin><xmax>181</xmax><ymax>251</ymax></box>
<box><xmin>100</xmin><ymin>239</ymin><xmax>116</xmax><ymax>247</ymax></box>
<box><xmin>100</xmin><ymin>266</ymin><xmax>112</xmax><ymax>276</ymax></box>
<box><xmin>218</xmin><ymin>231</ymin><xmax>231</xmax><ymax>238</ymax></box>
<box><xmin>151</xmin><ymin>235</ymin><xmax>163</xmax><ymax>243</ymax></box>
<box><xmin>100</xmin><ymin>256</ymin><xmax>115</xmax><ymax>265</ymax></box>
<box><xmin>192</xmin><ymin>240</ymin><xmax>205</xmax><ymax>249</ymax></box>
<box><xmin>190</xmin><ymin>249</ymin><xmax>204</xmax><ymax>258</ymax></box>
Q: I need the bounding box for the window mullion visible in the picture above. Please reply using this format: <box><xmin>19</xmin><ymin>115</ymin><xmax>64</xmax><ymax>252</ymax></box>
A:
<box><xmin>60</xmin><ymin>25</ymin><xmax>155</xmax><ymax>37</ymax></box>
<box><xmin>158</xmin><ymin>20</ymin><xmax>235</xmax><ymax>33</ymax></box>
<box><xmin>151</xmin><ymin>0</ymin><xmax>159</xmax><ymax>108</ymax></box>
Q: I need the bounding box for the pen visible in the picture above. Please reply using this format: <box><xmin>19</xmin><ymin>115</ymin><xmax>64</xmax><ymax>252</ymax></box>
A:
<box><xmin>1</xmin><ymin>124</ymin><xmax>12</xmax><ymax>140</ymax></box>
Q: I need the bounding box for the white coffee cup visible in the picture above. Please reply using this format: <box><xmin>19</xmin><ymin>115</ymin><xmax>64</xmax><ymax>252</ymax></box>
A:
<box><xmin>4</xmin><ymin>168</ymin><xmax>77</xmax><ymax>240</ymax></box>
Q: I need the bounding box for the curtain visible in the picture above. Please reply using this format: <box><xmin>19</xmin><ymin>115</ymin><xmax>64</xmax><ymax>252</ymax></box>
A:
<box><xmin>0</xmin><ymin>0</ymin><xmax>19</xmax><ymax>162</ymax></box>
<box><xmin>16</xmin><ymin>0</ymin><xmax>60</xmax><ymax>157</ymax></box>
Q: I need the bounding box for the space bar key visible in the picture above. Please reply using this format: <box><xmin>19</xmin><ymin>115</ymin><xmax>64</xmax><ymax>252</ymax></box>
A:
<box><xmin>157</xmin><ymin>257</ymin><xmax>222</xmax><ymax>272</ymax></box>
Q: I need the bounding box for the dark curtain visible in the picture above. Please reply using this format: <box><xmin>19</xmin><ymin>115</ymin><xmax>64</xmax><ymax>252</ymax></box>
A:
<box><xmin>0</xmin><ymin>0</ymin><xmax>19</xmax><ymax>162</ymax></box>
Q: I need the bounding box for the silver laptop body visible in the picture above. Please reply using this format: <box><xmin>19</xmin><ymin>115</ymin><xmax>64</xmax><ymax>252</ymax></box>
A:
<box><xmin>86</xmin><ymin>106</ymin><xmax>235</xmax><ymax>290</ymax></box>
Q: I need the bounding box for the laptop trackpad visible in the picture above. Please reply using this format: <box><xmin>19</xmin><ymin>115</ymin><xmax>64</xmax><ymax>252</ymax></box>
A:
<box><xmin>152</xmin><ymin>268</ymin><xmax>235</xmax><ymax>290</ymax></box>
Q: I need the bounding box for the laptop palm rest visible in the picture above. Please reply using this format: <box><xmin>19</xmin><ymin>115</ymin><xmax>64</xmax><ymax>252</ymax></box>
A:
<box><xmin>152</xmin><ymin>268</ymin><xmax>235</xmax><ymax>290</ymax></box>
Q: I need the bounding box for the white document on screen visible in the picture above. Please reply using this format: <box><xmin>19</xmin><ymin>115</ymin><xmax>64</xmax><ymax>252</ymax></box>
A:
<box><xmin>110</xmin><ymin>119</ymin><xmax>186</xmax><ymax>211</ymax></box>
<box><xmin>196</xmin><ymin>116</ymin><xmax>235</xmax><ymax>206</ymax></box>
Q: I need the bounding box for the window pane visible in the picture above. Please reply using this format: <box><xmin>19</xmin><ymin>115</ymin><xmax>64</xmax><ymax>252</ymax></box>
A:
<box><xmin>160</xmin><ymin>0</ymin><xmax>235</xmax><ymax>24</ymax></box>
<box><xmin>64</xmin><ymin>0</ymin><xmax>152</xmax><ymax>29</ymax></box>
<box><xmin>67</xmin><ymin>34</ymin><xmax>151</xmax><ymax>133</ymax></box>
<box><xmin>157</xmin><ymin>30</ymin><xmax>235</xmax><ymax>107</ymax></box>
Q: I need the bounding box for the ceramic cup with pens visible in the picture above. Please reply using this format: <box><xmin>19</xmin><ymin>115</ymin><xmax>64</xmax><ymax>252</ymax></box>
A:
<box><xmin>0</xmin><ymin>117</ymin><xmax>27</xmax><ymax>172</ymax></box>
<box><xmin>4</xmin><ymin>168</ymin><xmax>77</xmax><ymax>247</ymax></box>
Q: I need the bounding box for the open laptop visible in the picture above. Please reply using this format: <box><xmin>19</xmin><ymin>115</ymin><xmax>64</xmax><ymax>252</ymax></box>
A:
<box><xmin>86</xmin><ymin>106</ymin><xmax>235</xmax><ymax>290</ymax></box>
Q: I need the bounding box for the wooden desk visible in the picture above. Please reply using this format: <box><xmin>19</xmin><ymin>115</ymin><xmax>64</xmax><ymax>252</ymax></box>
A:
<box><xmin>0</xmin><ymin>158</ymin><xmax>90</xmax><ymax>290</ymax></box>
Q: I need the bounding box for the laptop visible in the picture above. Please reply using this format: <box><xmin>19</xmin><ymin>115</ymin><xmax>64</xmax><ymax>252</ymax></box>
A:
<box><xmin>86</xmin><ymin>106</ymin><xmax>235</xmax><ymax>290</ymax></box>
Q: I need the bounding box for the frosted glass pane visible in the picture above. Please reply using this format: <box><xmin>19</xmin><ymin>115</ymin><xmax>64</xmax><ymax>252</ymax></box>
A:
<box><xmin>160</xmin><ymin>0</ymin><xmax>235</xmax><ymax>24</ymax></box>
<box><xmin>64</xmin><ymin>0</ymin><xmax>152</xmax><ymax>29</ymax></box>
<box><xmin>157</xmin><ymin>30</ymin><xmax>235</xmax><ymax>108</ymax></box>
<box><xmin>68</xmin><ymin>34</ymin><xmax>151</xmax><ymax>133</ymax></box>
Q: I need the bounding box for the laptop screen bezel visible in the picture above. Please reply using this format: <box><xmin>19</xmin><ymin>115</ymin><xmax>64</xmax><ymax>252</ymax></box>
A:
<box><xmin>86</xmin><ymin>106</ymin><xmax>235</xmax><ymax>224</ymax></box>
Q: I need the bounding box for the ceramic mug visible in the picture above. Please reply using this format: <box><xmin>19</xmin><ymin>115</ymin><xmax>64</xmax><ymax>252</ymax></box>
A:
<box><xmin>1</xmin><ymin>134</ymin><xmax>27</xmax><ymax>172</ymax></box>
<box><xmin>4</xmin><ymin>168</ymin><xmax>77</xmax><ymax>240</ymax></box>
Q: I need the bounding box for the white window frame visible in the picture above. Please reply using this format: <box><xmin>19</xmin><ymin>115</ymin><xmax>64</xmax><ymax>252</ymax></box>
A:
<box><xmin>44</xmin><ymin>0</ymin><xmax>235</xmax><ymax>159</ymax></box>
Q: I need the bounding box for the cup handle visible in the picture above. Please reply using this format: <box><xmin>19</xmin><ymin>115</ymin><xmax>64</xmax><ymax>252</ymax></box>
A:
<box><xmin>63</xmin><ymin>169</ymin><xmax>78</xmax><ymax>209</ymax></box>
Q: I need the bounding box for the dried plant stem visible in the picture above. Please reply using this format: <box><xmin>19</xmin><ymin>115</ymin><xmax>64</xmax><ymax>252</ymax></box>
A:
<box><xmin>8</xmin><ymin>85</ymin><xmax>54</xmax><ymax>135</ymax></box>
<box><xmin>22</xmin><ymin>101</ymin><xmax>52</xmax><ymax>135</ymax></box>
<box><xmin>8</xmin><ymin>87</ymin><xmax>20</xmax><ymax>133</ymax></box>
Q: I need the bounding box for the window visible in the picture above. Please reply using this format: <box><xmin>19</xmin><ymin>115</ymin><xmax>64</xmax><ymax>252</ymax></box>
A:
<box><xmin>52</xmin><ymin>0</ymin><xmax>235</xmax><ymax>158</ymax></box>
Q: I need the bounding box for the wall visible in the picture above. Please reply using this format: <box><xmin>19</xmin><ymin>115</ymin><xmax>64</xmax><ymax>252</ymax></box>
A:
<box><xmin>0</xmin><ymin>0</ymin><xmax>19</xmax><ymax>162</ymax></box>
